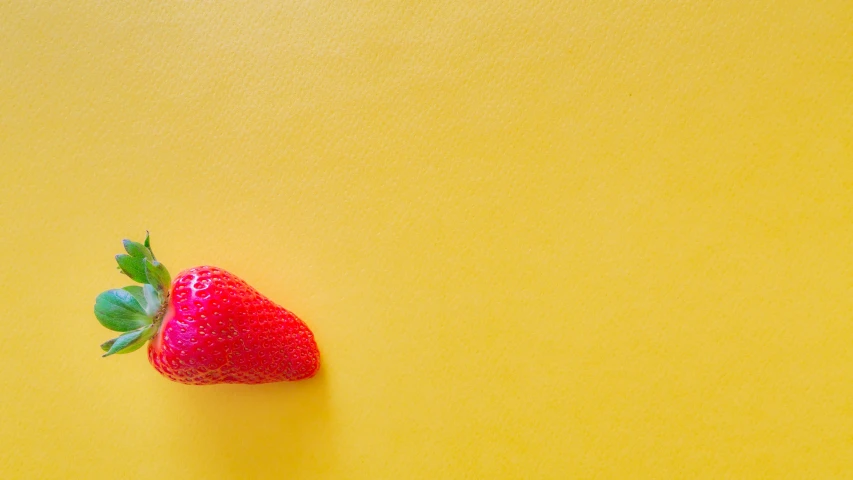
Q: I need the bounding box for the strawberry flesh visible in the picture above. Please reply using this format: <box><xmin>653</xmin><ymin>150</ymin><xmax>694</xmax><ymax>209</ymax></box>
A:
<box><xmin>148</xmin><ymin>266</ymin><xmax>320</xmax><ymax>385</ymax></box>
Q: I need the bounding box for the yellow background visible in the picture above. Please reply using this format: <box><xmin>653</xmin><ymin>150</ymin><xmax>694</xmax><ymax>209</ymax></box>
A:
<box><xmin>1</xmin><ymin>1</ymin><xmax>852</xmax><ymax>478</ymax></box>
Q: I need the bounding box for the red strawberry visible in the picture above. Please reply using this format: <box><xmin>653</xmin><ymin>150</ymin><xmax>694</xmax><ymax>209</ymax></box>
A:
<box><xmin>94</xmin><ymin>233</ymin><xmax>320</xmax><ymax>385</ymax></box>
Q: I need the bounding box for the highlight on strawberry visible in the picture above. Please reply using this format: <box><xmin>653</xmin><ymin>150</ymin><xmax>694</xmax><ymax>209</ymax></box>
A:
<box><xmin>94</xmin><ymin>233</ymin><xmax>320</xmax><ymax>385</ymax></box>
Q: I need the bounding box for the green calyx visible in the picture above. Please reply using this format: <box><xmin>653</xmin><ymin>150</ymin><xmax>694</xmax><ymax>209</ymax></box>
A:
<box><xmin>95</xmin><ymin>232</ymin><xmax>172</xmax><ymax>357</ymax></box>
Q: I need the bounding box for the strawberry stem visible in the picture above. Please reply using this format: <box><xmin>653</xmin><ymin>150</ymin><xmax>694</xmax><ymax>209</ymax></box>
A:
<box><xmin>95</xmin><ymin>233</ymin><xmax>172</xmax><ymax>357</ymax></box>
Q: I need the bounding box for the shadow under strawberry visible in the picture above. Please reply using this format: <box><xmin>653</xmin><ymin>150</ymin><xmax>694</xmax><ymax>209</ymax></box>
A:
<box><xmin>179</xmin><ymin>365</ymin><xmax>335</xmax><ymax>478</ymax></box>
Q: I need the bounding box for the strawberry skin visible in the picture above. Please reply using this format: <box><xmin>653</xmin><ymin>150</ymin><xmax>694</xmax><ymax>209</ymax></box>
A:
<box><xmin>94</xmin><ymin>234</ymin><xmax>320</xmax><ymax>385</ymax></box>
<box><xmin>148</xmin><ymin>267</ymin><xmax>320</xmax><ymax>385</ymax></box>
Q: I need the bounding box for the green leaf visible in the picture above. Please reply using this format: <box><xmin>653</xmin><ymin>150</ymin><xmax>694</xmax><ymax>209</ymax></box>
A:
<box><xmin>123</xmin><ymin>239</ymin><xmax>153</xmax><ymax>260</ymax></box>
<box><xmin>116</xmin><ymin>254</ymin><xmax>147</xmax><ymax>283</ymax></box>
<box><xmin>144</xmin><ymin>258</ymin><xmax>171</xmax><ymax>293</ymax></box>
<box><xmin>121</xmin><ymin>286</ymin><xmax>147</xmax><ymax>311</ymax></box>
<box><xmin>94</xmin><ymin>289</ymin><xmax>152</xmax><ymax>332</ymax></box>
<box><xmin>100</xmin><ymin>338</ymin><xmax>116</xmax><ymax>352</ymax></box>
<box><xmin>102</xmin><ymin>325</ymin><xmax>156</xmax><ymax>357</ymax></box>
<box><xmin>142</xmin><ymin>283</ymin><xmax>161</xmax><ymax>316</ymax></box>
<box><xmin>144</xmin><ymin>231</ymin><xmax>155</xmax><ymax>260</ymax></box>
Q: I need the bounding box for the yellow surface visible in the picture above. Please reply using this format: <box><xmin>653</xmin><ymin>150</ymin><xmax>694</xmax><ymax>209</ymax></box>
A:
<box><xmin>1</xmin><ymin>1</ymin><xmax>852</xmax><ymax>478</ymax></box>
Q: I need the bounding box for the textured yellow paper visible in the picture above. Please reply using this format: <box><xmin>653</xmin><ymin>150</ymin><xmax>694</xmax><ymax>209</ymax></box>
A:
<box><xmin>1</xmin><ymin>1</ymin><xmax>852</xmax><ymax>478</ymax></box>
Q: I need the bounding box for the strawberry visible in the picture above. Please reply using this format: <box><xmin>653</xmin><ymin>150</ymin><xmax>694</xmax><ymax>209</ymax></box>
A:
<box><xmin>94</xmin><ymin>233</ymin><xmax>320</xmax><ymax>385</ymax></box>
